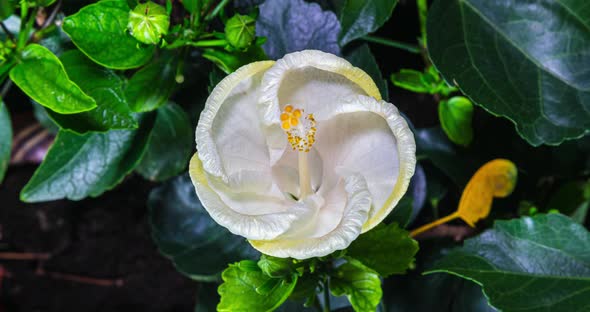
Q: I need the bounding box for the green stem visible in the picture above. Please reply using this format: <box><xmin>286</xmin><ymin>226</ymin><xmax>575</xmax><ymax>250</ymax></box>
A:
<box><xmin>205</xmin><ymin>0</ymin><xmax>230</xmax><ymax>21</ymax></box>
<box><xmin>0</xmin><ymin>80</ymin><xmax>13</xmax><ymax>99</ymax></box>
<box><xmin>323</xmin><ymin>279</ymin><xmax>330</xmax><ymax>312</ymax></box>
<box><xmin>191</xmin><ymin>0</ymin><xmax>202</xmax><ymax>27</ymax></box>
<box><xmin>416</xmin><ymin>0</ymin><xmax>430</xmax><ymax>65</ymax></box>
<box><xmin>186</xmin><ymin>39</ymin><xmax>227</xmax><ymax>47</ymax></box>
<box><xmin>417</xmin><ymin>0</ymin><xmax>428</xmax><ymax>46</ymax></box>
<box><xmin>361</xmin><ymin>35</ymin><xmax>421</xmax><ymax>54</ymax></box>
<box><xmin>17</xmin><ymin>5</ymin><xmax>37</xmax><ymax>50</ymax></box>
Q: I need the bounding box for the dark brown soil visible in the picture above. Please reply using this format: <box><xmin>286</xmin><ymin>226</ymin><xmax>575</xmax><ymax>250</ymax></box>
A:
<box><xmin>0</xmin><ymin>166</ymin><xmax>197</xmax><ymax>312</ymax></box>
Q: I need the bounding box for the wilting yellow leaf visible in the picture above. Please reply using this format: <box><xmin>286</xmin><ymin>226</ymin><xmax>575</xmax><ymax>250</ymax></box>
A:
<box><xmin>410</xmin><ymin>159</ymin><xmax>517</xmax><ymax>237</ymax></box>
<box><xmin>456</xmin><ymin>159</ymin><xmax>517</xmax><ymax>226</ymax></box>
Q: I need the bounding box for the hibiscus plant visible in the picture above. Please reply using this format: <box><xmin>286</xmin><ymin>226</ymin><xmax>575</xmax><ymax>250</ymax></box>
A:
<box><xmin>1</xmin><ymin>0</ymin><xmax>589</xmax><ymax>311</ymax></box>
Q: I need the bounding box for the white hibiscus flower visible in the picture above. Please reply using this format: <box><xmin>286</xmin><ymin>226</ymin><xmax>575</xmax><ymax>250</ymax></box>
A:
<box><xmin>190</xmin><ymin>50</ymin><xmax>416</xmax><ymax>259</ymax></box>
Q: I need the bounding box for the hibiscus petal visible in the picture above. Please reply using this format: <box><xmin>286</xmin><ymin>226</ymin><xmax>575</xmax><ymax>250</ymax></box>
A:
<box><xmin>189</xmin><ymin>154</ymin><xmax>319</xmax><ymax>240</ymax></box>
<box><xmin>257</xmin><ymin>50</ymin><xmax>382</xmax><ymax>163</ymax></box>
<box><xmin>249</xmin><ymin>173</ymin><xmax>372</xmax><ymax>259</ymax></box>
<box><xmin>314</xmin><ymin>95</ymin><xmax>416</xmax><ymax>232</ymax></box>
<box><xmin>197</xmin><ymin>61</ymin><xmax>275</xmax><ymax>187</ymax></box>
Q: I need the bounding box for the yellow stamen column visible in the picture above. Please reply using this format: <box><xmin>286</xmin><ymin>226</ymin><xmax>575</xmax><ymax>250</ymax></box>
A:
<box><xmin>280</xmin><ymin>105</ymin><xmax>317</xmax><ymax>200</ymax></box>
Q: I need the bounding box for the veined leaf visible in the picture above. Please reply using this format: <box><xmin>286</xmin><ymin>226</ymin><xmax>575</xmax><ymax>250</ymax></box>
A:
<box><xmin>427</xmin><ymin>214</ymin><xmax>590</xmax><ymax>312</ymax></box>
<box><xmin>338</xmin><ymin>0</ymin><xmax>398</xmax><ymax>46</ymax></box>
<box><xmin>63</xmin><ymin>0</ymin><xmax>155</xmax><ymax>69</ymax></box>
<box><xmin>136</xmin><ymin>103</ymin><xmax>193</xmax><ymax>181</ymax></box>
<box><xmin>9</xmin><ymin>44</ymin><xmax>96</xmax><ymax>114</ymax></box>
<box><xmin>20</xmin><ymin>115</ymin><xmax>154</xmax><ymax>202</ymax></box>
<box><xmin>218</xmin><ymin>262</ymin><xmax>297</xmax><ymax>311</ymax></box>
<box><xmin>347</xmin><ymin>223</ymin><xmax>418</xmax><ymax>277</ymax></box>
<box><xmin>48</xmin><ymin>50</ymin><xmax>137</xmax><ymax>133</ymax></box>
<box><xmin>428</xmin><ymin>0</ymin><xmax>590</xmax><ymax>146</ymax></box>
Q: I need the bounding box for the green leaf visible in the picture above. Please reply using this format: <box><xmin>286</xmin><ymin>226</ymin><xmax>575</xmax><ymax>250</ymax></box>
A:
<box><xmin>128</xmin><ymin>1</ymin><xmax>170</xmax><ymax>45</ymax></box>
<box><xmin>347</xmin><ymin>223</ymin><xmax>418</xmax><ymax>277</ymax></box>
<box><xmin>338</xmin><ymin>0</ymin><xmax>398</xmax><ymax>46</ymax></box>
<box><xmin>383</xmin><ymin>270</ymin><xmax>497</xmax><ymax>312</ymax></box>
<box><xmin>136</xmin><ymin>103</ymin><xmax>193</xmax><ymax>181</ymax></box>
<box><xmin>256</xmin><ymin>0</ymin><xmax>340</xmax><ymax>59</ymax></box>
<box><xmin>20</xmin><ymin>115</ymin><xmax>154</xmax><ymax>202</ymax></box>
<box><xmin>257</xmin><ymin>255</ymin><xmax>296</xmax><ymax>279</ymax></box>
<box><xmin>330</xmin><ymin>260</ymin><xmax>382</xmax><ymax>312</ymax></box>
<box><xmin>201</xmin><ymin>45</ymin><xmax>266</xmax><ymax>74</ymax></box>
<box><xmin>149</xmin><ymin>174</ymin><xmax>259</xmax><ymax>281</ymax></box>
<box><xmin>344</xmin><ymin>43</ymin><xmax>388</xmax><ymax>100</ymax></box>
<box><xmin>47</xmin><ymin>50</ymin><xmax>137</xmax><ymax>133</ymax></box>
<box><xmin>390</xmin><ymin>69</ymin><xmax>431</xmax><ymax>93</ymax></box>
<box><xmin>427</xmin><ymin>0</ymin><xmax>590</xmax><ymax>146</ymax></box>
<box><xmin>0</xmin><ymin>0</ymin><xmax>15</xmax><ymax>21</ymax></box>
<box><xmin>125</xmin><ymin>55</ymin><xmax>177</xmax><ymax>112</ymax></box>
<box><xmin>182</xmin><ymin>0</ymin><xmax>199</xmax><ymax>14</ymax></box>
<box><xmin>438</xmin><ymin>96</ymin><xmax>474</xmax><ymax>146</ymax></box>
<box><xmin>0</xmin><ymin>101</ymin><xmax>12</xmax><ymax>183</ymax></box>
<box><xmin>218</xmin><ymin>263</ymin><xmax>297</xmax><ymax>312</ymax></box>
<box><xmin>426</xmin><ymin>214</ymin><xmax>590</xmax><ymax>312</ymax></box>
<box><xmin>63</xmin><ymin>0</ymin><xmax>155</xmax><ymax>69</ymax></box>
<box><xmin>225</xmin><ymin>14</ymin><xmax>256</xmax><ymax>51</ymax></box>
<box><xmin>9</xmin><ymin>44</ymin><xmax>96</xmax><ymax>114</ymax></box>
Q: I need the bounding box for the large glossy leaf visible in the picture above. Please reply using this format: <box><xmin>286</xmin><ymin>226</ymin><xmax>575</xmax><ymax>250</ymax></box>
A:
<box><xmin>63</xmin><ymin>0</ymin><xmax>155</xmax><ymax>69</ymax></box>
<box><xmin>125</xmin><ymin>55</ymin><xmax>177</xmax><ymax>112</ymax></box>
<box><xmin>427</xmin><ymin>214</ymin><xmax>590</xmax><ymax>311</ymax></box>
<box><xmin>136</xmin><ymin>103</ymin><xmax>193</xmax><ymax>181</ymax></box>
<box><xmin>383</xmin><ymin>271</ymin><xmax>496</xmax><ymax>312</ymax></box>
<box><xmin>347</xmin><ymin>223</ymin><xmax>418</xmax><ymax>277</ymax></box>
<box><xmin>344</xmin><ymin>43</ymin><xmax>388</xmax><ymax>100</ymax></box>
<box><xmin>382</xmin><ymin>239</ymin><xmax>496</xmax><ymax>312</ymax></box>
<box><xmin>20</xmin><ymin>115</ymin><xmax>154</xmax><ymax>202</ymax></box>
<box><xmin>148</xmin><ymin>174</ymin><xmax>259</xmax><ymax>281</ymax></box>
<box><xmin>338</xmin><ymin>0</ymin><xmax>398</xmax><ymax>46</ymax></box>
<box><xmin>256</xmin><ymin>0</ymin><xmax>341</xmax><ymax>59</ymax></box>
<box><xmin>9</xmin><ymin>44</ymin><xmax>96</xmax><ymax>114</ymax></box>
<box><xmin>47</xmin><ymin>50</ymin><xmax>137</xmax><ymax>133</ymax></box>
<box><xmin>427</xmin><ymin>0</ymin><xmax>590</xmax><ymax>146</ymax></box>
<box><xmin>0</xmin><ymin>101</ymin><xmax>11</xmax><ymax>183</ymax></box>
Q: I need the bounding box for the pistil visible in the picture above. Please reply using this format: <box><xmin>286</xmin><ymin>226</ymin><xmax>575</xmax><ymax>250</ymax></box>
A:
<box><xmin>280</xmin><ymin>105</ymin><xmax>317</xmax><ymax>199</ymax></box>
<box><xmin>298</xmin><ymin>150</ymin><xmax>312</xmax><ymax>198</ymax></box>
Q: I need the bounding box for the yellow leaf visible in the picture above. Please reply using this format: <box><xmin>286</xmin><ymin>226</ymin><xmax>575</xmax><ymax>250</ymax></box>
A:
<box><xmin>456</xmin><ymin>159</ymin><xmax>517</xmax><ymax>226</ymax></box>
<box><xmin>410</xmin><ymin>159</ymin><xmax>517</xmax><ymax>237</ymax></box>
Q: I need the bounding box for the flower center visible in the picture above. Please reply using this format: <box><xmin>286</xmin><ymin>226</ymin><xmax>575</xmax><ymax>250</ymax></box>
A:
<box><xmin>281</xmin><ymin>105</ymin><xmax>317</xmax><ymax>199</ymax></box>
<box><xmin>280</xmin><ymin>105</ymin><xmax>317</xmax><ymax>152</ymax></box>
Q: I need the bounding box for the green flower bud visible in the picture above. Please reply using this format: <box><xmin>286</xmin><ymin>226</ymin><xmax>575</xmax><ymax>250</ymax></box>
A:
<box><xmin>224</xmin><ymin>14</ymin><xmax>256</xmax><ymax>51</ymax></box>
<box><xmin>128</xmin><ymin>1</ymin><xmax>170</xmax><ymax>45</ymax></box>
